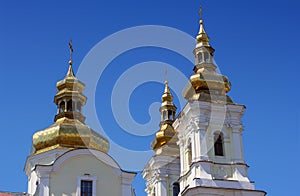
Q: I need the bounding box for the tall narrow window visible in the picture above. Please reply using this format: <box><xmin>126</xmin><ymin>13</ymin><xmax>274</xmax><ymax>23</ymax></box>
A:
<box><xmin>168</xmin><ymin>110</ymin><xmax>173</xmax><ymax>120</ymax></box>
<box><xmin>197</xmin><ymin>53</ymin><xmax>203</xmax><ymax>63</ymax></box>
<box><xmin>187</xmin><ymin>143</ymin><xmax>192</xmax><ymax>166</ymax></box>
<box><xmin>67</xmin><ymin>100</ymin><xmax>73</xmax><ymax>112</ymax></box>
<box><xmin>81</xmin><ymin>180</ymin><xmax>92</xmax><ymax>196</ymax></box>
<box><xmin>214</xmin><ymin>133</ymin><xmax>224</xmax><ymax>156</ymax></box>
<box><xmin>163</xmin><ymin>111</ymin><xmax>167</xmax><ymax>121</ymax></box>
<box><xmin>59</xmin><ymin>101</ymin><xmax>65</xmax><ymax>113</ymax></box>
<box><xmin>203</xmin><ymin>51</ymin><xmax>211</xmax><ymax>63</ymax></box>
<box><xmin>173</xmin><ymin>182</ymin><xmax>180</xmax><ymax>196</ymax></box>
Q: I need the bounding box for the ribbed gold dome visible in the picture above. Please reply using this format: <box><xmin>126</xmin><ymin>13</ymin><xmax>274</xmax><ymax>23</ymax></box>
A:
<box><xmin>32</xmin><ymin>118</ymin><xmax>109</xmax><ymax>154</ymax></box>
<box><xmin>151</xmin><ymin>124</ymin><xmax>176</xmax><ymax>150</ymax></box>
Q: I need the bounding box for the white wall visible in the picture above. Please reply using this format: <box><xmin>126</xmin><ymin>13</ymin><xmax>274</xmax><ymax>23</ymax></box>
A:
<box><xmin>50</xmin><ymin>154</ymin><xmax>122</xmax><ymax>196</ymax></box>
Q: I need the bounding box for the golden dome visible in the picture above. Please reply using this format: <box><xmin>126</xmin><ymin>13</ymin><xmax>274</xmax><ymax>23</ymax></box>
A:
<box><xmin>151</xmin><ymin>124</ymin><xmax>176</xmax><ymax>150</ymax></box>
<box><xmin>31</xmin><ymin>43</ymin><xmax>110</xmax><ymax>154</ymax></box>
<box><xmin>196</xmin><ymin>19</ymin><xmax>210</xmax><ymax>45</ymax></box>
<box><xmin>32</xmin><ymin>118</ymin><xmax>109</xmax><ymax>154</ymax></box>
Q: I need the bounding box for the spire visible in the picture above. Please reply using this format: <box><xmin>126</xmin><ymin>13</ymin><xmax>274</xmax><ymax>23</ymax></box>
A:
<box><xmin>161</xmin><ymin>81</ymin><xmax>173</xmax><ymax>103</ymax></box>
<box><xmin>196</xmin><ymin>7</ymin><xmax>210</xmax><ymax>46</ymax></box>
<box><xmin>151</xmin><ymin>81</ymin><xmax>177</xmax><ymax>151</ymax></box>
<box><xmin>66</xmin><ymin>63</ymin><xmax>75</xmax><ymax>78</ymax></box>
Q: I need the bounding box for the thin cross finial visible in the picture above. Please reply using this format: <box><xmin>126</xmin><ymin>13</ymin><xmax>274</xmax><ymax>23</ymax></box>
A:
<box><xmin>164</xmin><ymin>68</ymin><xmax>168</xmax><ymax>83</ymax></box>
<box><xmin>199</xmin><ymin>6</ymin><xmax>203</xmax><ymax>20</ymax></box>
<box><xmin>69</xmin><ymin>39</ymin><xmax>73</xmax><ymax>65</ymax></box>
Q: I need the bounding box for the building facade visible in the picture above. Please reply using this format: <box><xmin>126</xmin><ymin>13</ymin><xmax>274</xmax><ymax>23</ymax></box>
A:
<box><xmin>143</xmin><ymin>9</ymin><xmax>266</xmax><ymax>196</ymax></box>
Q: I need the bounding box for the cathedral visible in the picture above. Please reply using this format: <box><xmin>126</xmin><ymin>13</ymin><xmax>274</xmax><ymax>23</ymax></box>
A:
<box><xmin>1</xmin><ymin>7</ymin><xmax>265</xmax><ymax>196</ymax></box>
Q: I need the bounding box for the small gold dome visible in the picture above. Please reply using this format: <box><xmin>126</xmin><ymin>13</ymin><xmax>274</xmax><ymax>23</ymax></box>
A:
<box><xmin>196</xmin><ymin>19</ymin><xmax>210</xmax><ymax>44</ymax></box>
<box><xmin>151</xmin><ymin>124</ymin><xmax>176</xmax><ymax>150</ymax></box>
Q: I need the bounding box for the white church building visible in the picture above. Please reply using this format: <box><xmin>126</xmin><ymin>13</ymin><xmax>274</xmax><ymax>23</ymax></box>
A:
<box><xmin>19</xmin><ymin>7</ymin><xmax>266</xmax><ymax>196</ymax></box>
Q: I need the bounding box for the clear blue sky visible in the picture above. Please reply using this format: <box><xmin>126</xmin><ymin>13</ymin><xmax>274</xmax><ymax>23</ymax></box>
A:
<box><xmin>0</xmin><ymin>0</ymin><xmax>299</xmax><ymax>195</ymax></box>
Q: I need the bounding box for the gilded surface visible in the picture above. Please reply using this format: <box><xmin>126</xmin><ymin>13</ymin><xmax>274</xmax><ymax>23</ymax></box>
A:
<box><xmin>32</xmin><ymin>118</ymin><xmax>110</xmax><ymax>154</ymax></box>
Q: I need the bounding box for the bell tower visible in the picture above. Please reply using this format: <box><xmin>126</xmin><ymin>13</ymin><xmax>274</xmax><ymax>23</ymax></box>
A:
<box><xmin>173</xmin><ymin>7</ymin><xmax>266</xmax><ymax>196</ymax></box>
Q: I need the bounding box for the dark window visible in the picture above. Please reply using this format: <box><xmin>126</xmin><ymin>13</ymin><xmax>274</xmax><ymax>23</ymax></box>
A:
<box><xmin>59</xmin><ymin>101</ymin><xmax>65</xmax><ymax>113</ymax></box>
<box><xmin>76</xmin><ymin>102</ymin><xmax>82</xmax><ymax>112</ymax></box>
<box><xmin>168</xmin><ymin>110</ymin><xmax>173</xmax><ymax>120</ymax></box>
<box><xmin>214</xmin><ymin>133</ymin><xmax>224</xmax><ymax>156</ymax></box>
<box><xmin>198</xmin><ymin>53</ymin><xmax>203</xmax><ymax>63</ymax></box>
<box><xmin>67</xmin><ymin>100</ymin><xmax>73</xmax><ymax>111</ymax></box>
<box><xmin>81</xmin><ymin>180</ymin><xmax>92</xmax><ymax>196</ymax></box>
<box><xmin>173</xmin><ymin>182</ymin><xmax>180</xmax><ymax>196</ymax></box>
<box><xmin>187</xmin><ymin>143</ymin><xmax>192</xmax><ymax>165</ymax></box>
<box><xmin>163</xmin><ymin>111</ymin><xmax>167</xmax><ymax>120</ymax></box>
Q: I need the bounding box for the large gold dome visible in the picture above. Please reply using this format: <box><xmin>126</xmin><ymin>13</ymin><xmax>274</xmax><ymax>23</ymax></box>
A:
<box><xmin>32</xmin><ymin>117</ymin><xmax>109</xmax><ymax>154</ymax></box>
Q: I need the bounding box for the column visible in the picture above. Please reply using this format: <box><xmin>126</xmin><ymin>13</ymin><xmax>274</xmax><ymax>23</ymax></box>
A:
<box><xmin>199</xmin><ymin>126</ymin><xmax>208</xmax><ymax>160</ymax></box>
<box><xmin>38</xmin><ymin>174</ymin><xmax>50</xmax><ymax>196</ymax></box>
<box><xmin>232</xmin><ymin>126</ymin><xmax>244</xmax><ymax>163</ymax></box>
<box><xmin>156</xmin><ymin>174</ymin><xmax>167</xmax><ymax>196</ymax></box>
<box><xmin>179</xmin><ymin>142</ymin><xmax>185</xmax><ymax>176</ymax></box>
<box><xmin>191</xmin><ymin>132</ymin><xmax>197</xmax><ymax>162</ymax></box>
<box><xmin>36</xmin><ymin>166</ymin><xmax>51</xmax><ymax>196</ymax></box>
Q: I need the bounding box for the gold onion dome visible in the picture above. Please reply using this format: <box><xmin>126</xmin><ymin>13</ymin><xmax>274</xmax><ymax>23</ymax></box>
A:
<box><xmin>32</xmin><ymin>45</ymin><xmax>109</xmax><ymax>154</ymax></box>
<box><xmin>151</xmin><ymin>81</ymin><xmax>177</xmax><ymax>150</ymax></box>
<box><xmin>183</xmin><ymin>7</ymin><xmax>233</xmax><ymax>104</ymax></box>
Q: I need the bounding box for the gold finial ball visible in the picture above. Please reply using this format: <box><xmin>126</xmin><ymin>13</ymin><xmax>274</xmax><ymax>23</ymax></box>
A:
<box><xmin>68</xmin><ymin>60</ymin><xmax>73</xmax><ymax>65</ymax></box>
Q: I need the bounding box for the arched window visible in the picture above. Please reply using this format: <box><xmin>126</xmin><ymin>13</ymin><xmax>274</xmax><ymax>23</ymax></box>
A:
<box><xmin>59</xmin><ymin>101</ymin><xmax>65</xmax><ymax>113</ymax></box>
<box><xmin>173</xmin><ymin>182</ymin><xmax>180</xmax><ymax>196</ymax></box>
<box><xmin>197</xmin><ymin>52</ymin><xmax>203</xmax><ymax>63</ymax></box>
<box><xmin>168</xmin><ymin>110</ymin><xmax>173</xmax><ymax>120</ymax></box>
<box><xmin>67</xmin><ymin>100</ymin><xmax>74</xmax><ymax>112</ymax></box>
<box><xmin>76</xmin><ymin>102</ymin><xmax>82</xmax><ymax>112</ymax></box>
<box><xmin>203</xmin><ymin>51</ymin><xmax>210</xmax><ymax>63</ymax></box>
<box><xmin>214</xmin><ymin>132</ymin><xmax>224</xmax><ymax>156</ymax></box>
<box><xmin>163</xmin><ymin>111</ymin><xmax>167</xmax><ymax>121</ymax></box>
